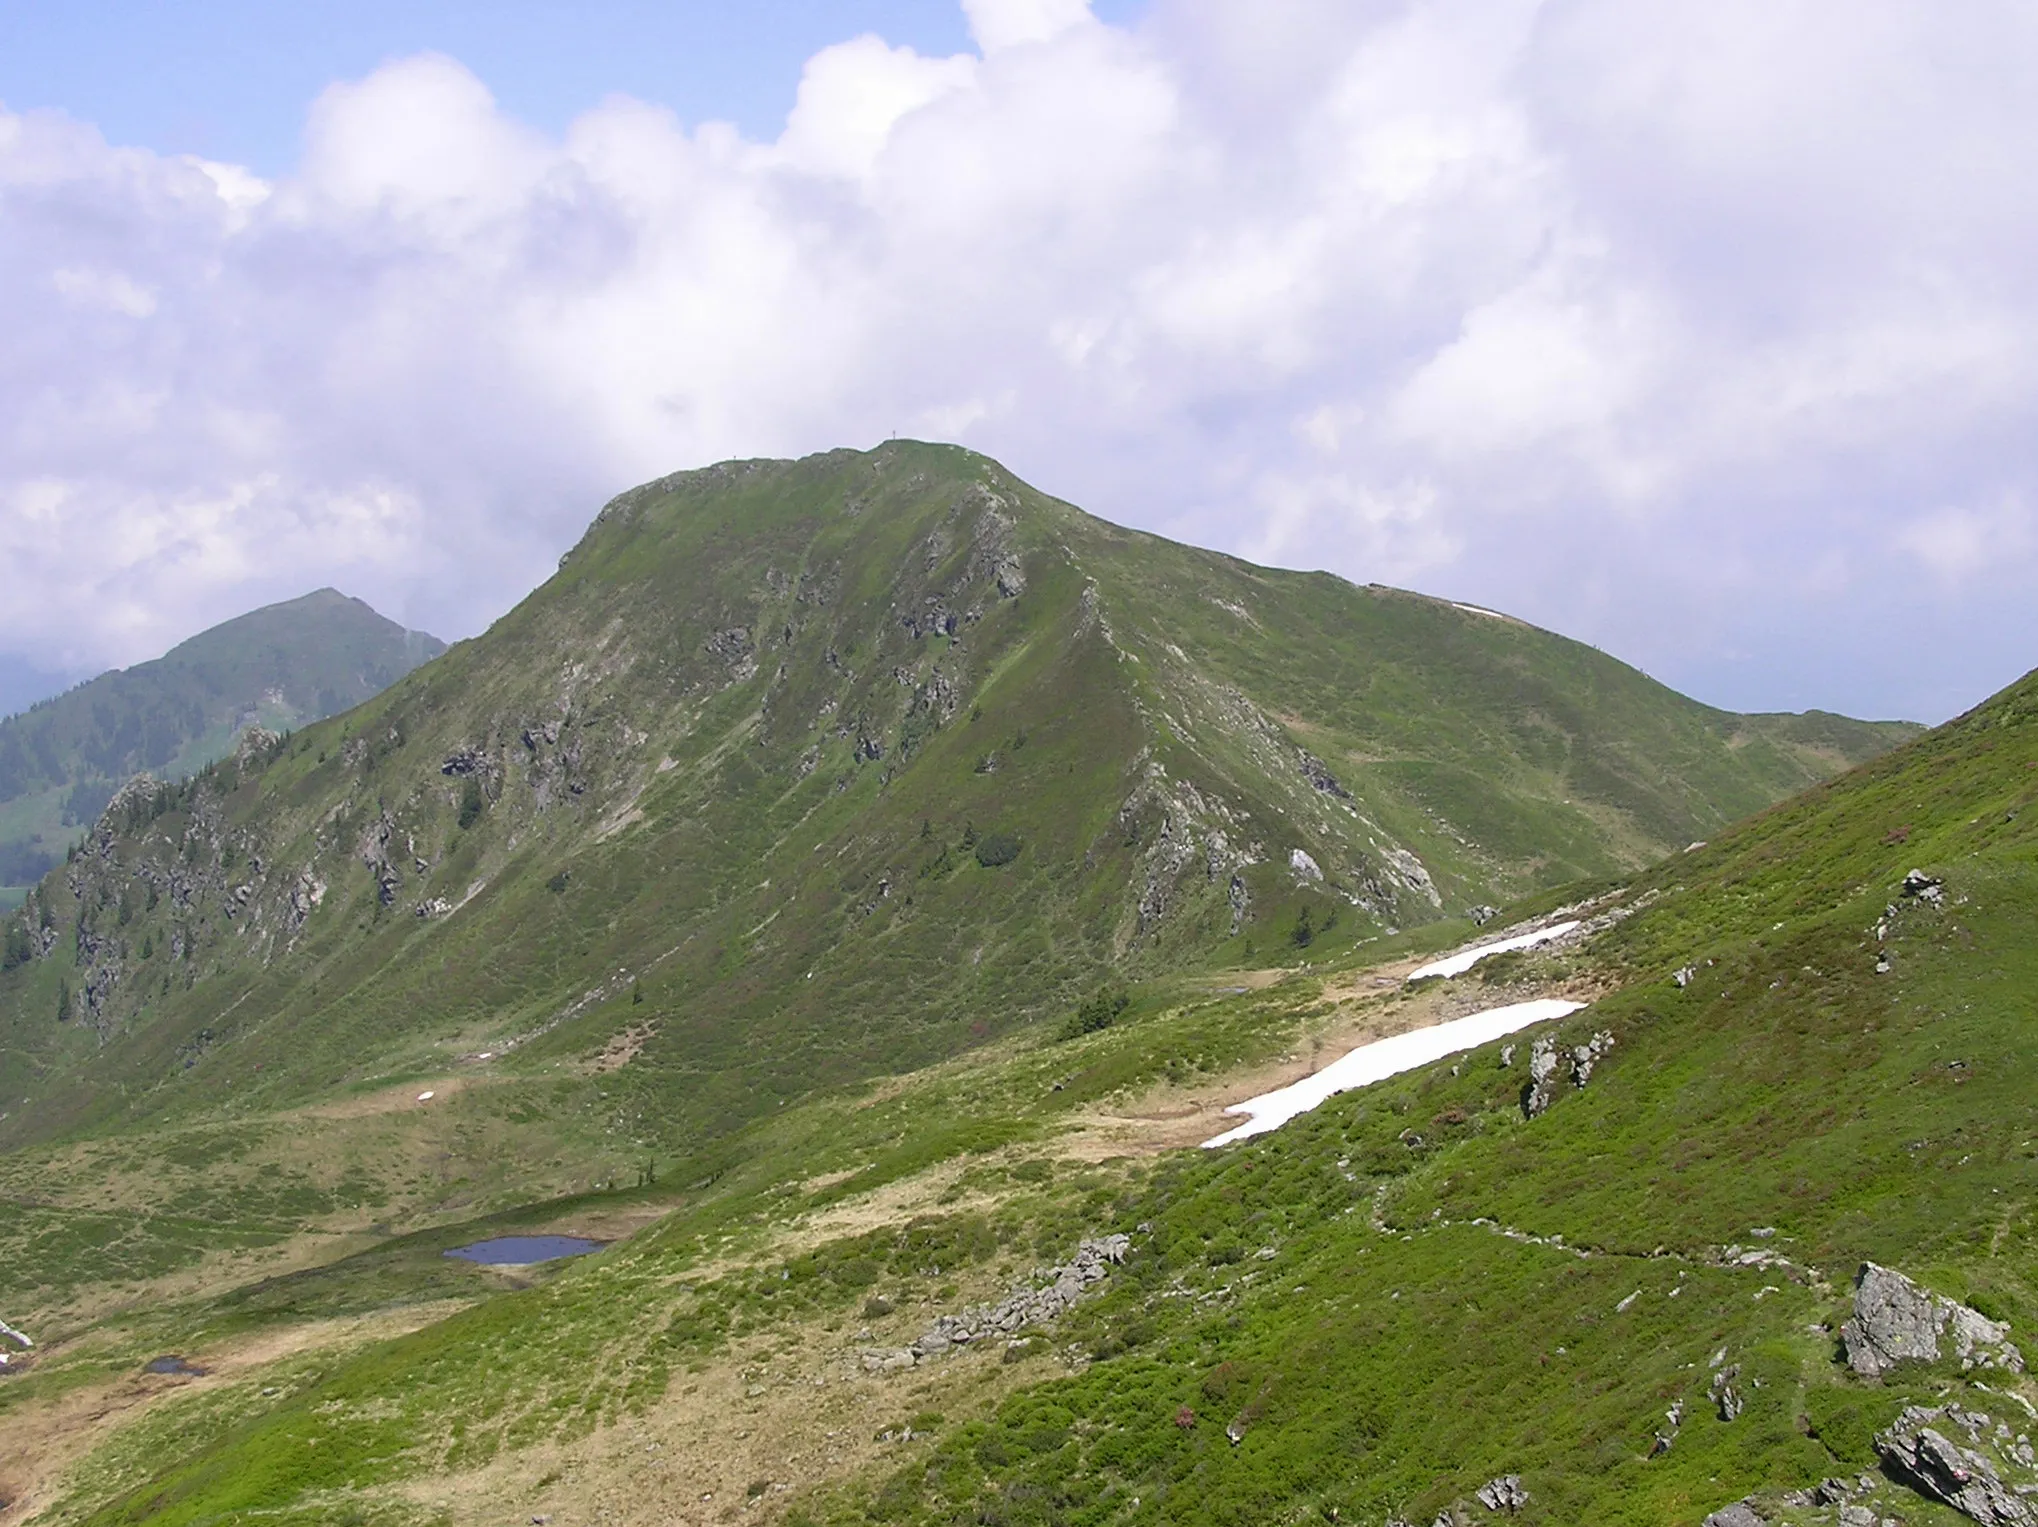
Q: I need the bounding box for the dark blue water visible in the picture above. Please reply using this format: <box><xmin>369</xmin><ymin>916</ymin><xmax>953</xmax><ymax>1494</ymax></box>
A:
<box><xmin>445</xmin><ymin>1235</ymin><xmax>604</xmax><ymax>1265</ymax></box>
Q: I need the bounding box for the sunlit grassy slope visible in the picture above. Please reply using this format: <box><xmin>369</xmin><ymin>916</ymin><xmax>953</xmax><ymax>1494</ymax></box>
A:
<box><xmin>25</xmin><ymin>662</ymin><xmax>2033</xmax><ymax>1527</ymax></box>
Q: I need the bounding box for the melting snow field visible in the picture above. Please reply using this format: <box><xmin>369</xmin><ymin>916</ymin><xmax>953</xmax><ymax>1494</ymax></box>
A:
<box><xmin>1407</xmin><ymin>921</ymin><xmax>1581</xmax><ymax>981</ymax></box>
<box><xmin>1201</xmin><ymin>997</ymin><xmax>1586</xmax><ymax>1148</ymax></box>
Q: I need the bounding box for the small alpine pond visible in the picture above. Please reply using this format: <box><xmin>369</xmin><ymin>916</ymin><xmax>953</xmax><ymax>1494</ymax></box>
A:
<box><xmin>444</xmin><ymin>1235</ymin><xmax>605</xmax><ymax>1266</ymax></box>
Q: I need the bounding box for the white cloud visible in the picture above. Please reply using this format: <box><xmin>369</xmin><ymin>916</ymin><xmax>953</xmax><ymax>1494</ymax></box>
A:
<box><xmin>50</xmin><ymin>266</ymin><xmax>158</xmax><ymax>317</ymax></box>
<box><xmin>1896</xmin><ymin>495</ymin><xmax>2034</xmax><ymax>585</ymax></box>
<box><xmin>2</xmin><ymin>1</ymin><xmax>2037</xmax><ymax>721</ymax></box>
<box><xmin>964</xmin><ymin>0</ymin><xmax>1095</xmax><ymax>53</ymax></box>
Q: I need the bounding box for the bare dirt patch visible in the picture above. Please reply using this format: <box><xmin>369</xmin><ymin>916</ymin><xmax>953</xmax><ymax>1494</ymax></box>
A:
<box><xmin>591</xmin><ymin>1022</ymin><xmax>658</xmax><ymax>1074</ymax></box>
<box><xmin>0</xmin><ymin>1303</ymin><xmax>465</xmax><ymax>1527</ymax></box>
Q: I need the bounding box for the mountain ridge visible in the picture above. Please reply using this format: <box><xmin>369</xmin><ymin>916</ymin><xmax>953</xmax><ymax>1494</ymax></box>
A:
<box><xmin>0</xmin><ymin>589</ymin><xmax>445</xmax><ymax>894</ymax></box>
<box><xmin>0</xmin><ymin>442</ymin><xmax>1913</xmax><ymax>1159</ymax></box>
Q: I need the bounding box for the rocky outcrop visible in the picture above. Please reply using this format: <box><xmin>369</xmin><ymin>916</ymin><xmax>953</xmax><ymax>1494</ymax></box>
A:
<box><xmin>1841</xmin><ymin>1263</ymin><xmax>2025</xmax><ymax>1378</ymax></box>
<box><xmin>1524</xmin><ymin>1037</ymin><xmax>1562</xmax><ymax>1118</ymax></box>
<box><xmin>860</xmin><ymin>1236</ymin><xmax>1130</xmax><ymax>1373</ymax></box>
<box><xmin>1700</xmin><ymin>1504</ymin><xmax>1765</xmax><ymax>1527</ymax></box>
<box><xmin>918</xmin><ymin>1235</ymin><xmax>1129</xmax><ymax>1351</ymax></box>
<box><xmin>1570</xmin><ymin>1031</ymin><xmax>1615</xmax><ymax>1087</ymax></box>
<box><xmin>1297</xmin><ymin>748</ymin><xmax>1351</xmax><ymax>799</ymax></box>
<box><xmin>357</xmin><ymin>811</ymin><xmax>402</xmax><ymax>906</ymax></box>
<box><xmin>1708</xmin><ymin>1363</ymin><xmax>1744</xmax><ymax>1421</ymax></box>
<box><xmin>1475</xmin><ymin>1475</ymin><xmax>1528</xmax><ymax>1511</ymax></box>
<box><xmin>286</xmin><ymin>870</ymin><xmax>326</xmax><ymax>933</ymax></box>
<box><xmin>1901</xmin><ymin>869</ymin><xmax>1945</xmax><ymax>905</ymax></box>
<box><xmin>1876</xmin><ymin>1405</ymin><xmax>2037</xmax><ymax>1525</ymax></box>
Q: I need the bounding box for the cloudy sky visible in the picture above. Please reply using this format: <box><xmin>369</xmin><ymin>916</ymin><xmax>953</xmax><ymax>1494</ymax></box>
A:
<box><xmin>3</xmin><ymin>0</ymin><xmax>2033</xmax><ymax>723</ymax></box>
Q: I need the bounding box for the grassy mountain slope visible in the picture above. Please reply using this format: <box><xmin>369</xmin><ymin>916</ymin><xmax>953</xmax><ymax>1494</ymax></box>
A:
<box><xmin>9</xmin><ymin>662</ymin><xmax>2028</xmax><ymax>1527</ymax></box>
<box><xmin>0</xmin><ymin>445</ymin><xmax>1908</xmax><ymax>1168</ymax></box>
<box><xmin>0</xmin><ymin>590</ymin><xmax>444</xmax><ymax>890</ymax></box>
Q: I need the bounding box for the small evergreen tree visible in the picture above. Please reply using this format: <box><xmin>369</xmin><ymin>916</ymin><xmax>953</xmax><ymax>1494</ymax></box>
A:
<box><xmin>457</xmin><ymin>776</ymin><xmax>485</xmax><ymax>830</ymax></box>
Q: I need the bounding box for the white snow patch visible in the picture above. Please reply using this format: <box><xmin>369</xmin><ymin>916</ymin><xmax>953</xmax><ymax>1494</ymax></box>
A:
<box><xmin>1201</xmin><ymin>997</ymin><xmax>1585</xmax><ymax>1147</ymax></box>
<box><xmin>1407</xmin><ymin>921</ymin><xmax>1581</xmax><ymax>981</ymax></box>
<box><xmin>1452</xmin><ymin>602</ymin><xmax>1507</xmax><ymax>620</ymax></box>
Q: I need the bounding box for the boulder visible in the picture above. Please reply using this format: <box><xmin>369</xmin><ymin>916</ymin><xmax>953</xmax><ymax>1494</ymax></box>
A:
<box><xmin>1475</xmin><ymin>1475</ymin><xmax>1529</xmax><ymax>1512</ymax></box>
<box><xmin>1842</xmin><ymin>1263</ymin><xmax>2024</xmax><ymax>1378</ymax></box>
<box><xmin>1901</xmin><ymin>869</ymin><xmax>1945</xmax><ymax>903</ymax></box>
<box><xmin>1700</xmin><ymin>1504</ymin><xmax>1765</xmax><ymax>1527</ymax></box>
<box><xmin>1523</xmin><ymin>1038</ymin><xmax>1561</xmax><ymax>1117</ymax></box>
<box><xmin>1876</xmin><ymin>1405</ymin><xmax>2036</xmax><ymax>1525</ymax></box>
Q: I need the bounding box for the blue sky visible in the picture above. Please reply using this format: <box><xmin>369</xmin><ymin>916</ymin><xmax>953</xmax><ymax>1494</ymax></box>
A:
<box><xmin>0</xmin><ymin>1</ymin><xmax>1136</xmax><ymax>170</ymax></box>
<box><xmin>1</xmin><ymin>1</ymin><xmax>2034</xmax><ymax>725</ymax></box>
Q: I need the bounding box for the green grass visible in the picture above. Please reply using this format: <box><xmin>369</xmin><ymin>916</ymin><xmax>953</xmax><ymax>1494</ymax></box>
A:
<box><xmin>0</xmin><ymin>445</ymin><xmax>1962</xmax><ymax>1527</ymax></box>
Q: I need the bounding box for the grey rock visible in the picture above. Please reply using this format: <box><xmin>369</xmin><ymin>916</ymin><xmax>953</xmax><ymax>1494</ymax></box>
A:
<box><xmin>1842</xmin><ymin>1263</ymin><xmax>2024</xmax><ymax>1378</ymax></box>
<box><xmin>1475</xmin><ymin>1474</ymin><xmax>1528</xmax><ymax>1512</ymax></box>
<box><xmin>1877</xmin><ymin>1405</ymin><xmax>2036</xmax><ymax>1525</ymax></box>
<box><xmin>1571</xmin><ymin>1031</ymin><xmax>1615</xmax><ymax>1087</ymax></box>
<box><xmin>908</xmin><ymin>1235</ymin><xmax>1130</xmax><ymax>1362</ymax></box>
<box><xmin>1524</xmin><ymin>1037</ymin><xmax>1562</xmax><ymax>1118</ymax></box>
<box><xmin>1297</xmin><ymin>749</ymin><xmax>1352</xmax><ymax>799</ymax></box>
<box><xmin>1901</xmin><ymin>869</ymin><xmax>1945</xmax><ymax>904</ymax></box>
<box><xmin>1700</xmin><ymin>1504</ymin><xmax>1765</xmax><ymax>1527</ymax></box>
<box><xmin>1709</xmin><ymin>1364</ymin><xmax>1744</xmax><ymax>1421</ymax></box>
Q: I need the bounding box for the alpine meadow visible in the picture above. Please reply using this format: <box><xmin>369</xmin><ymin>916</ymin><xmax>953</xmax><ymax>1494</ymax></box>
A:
<box><xmin>10</xmin><ymin>444</ymin><xmax>2032</xmax><ymax>1527</ymax></box>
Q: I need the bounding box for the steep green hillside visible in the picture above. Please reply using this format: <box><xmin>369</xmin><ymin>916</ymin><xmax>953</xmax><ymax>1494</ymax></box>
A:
<box><xmin>0</xmin><ymin>590</ymin><xmax>443</xmax><ymax>889</ymax></box>
<box><xmin>12</xmin><ymin>662</ymin><xmax>2028</xmax><ymax>1527</ymax></box>
<box><xmin>0</xmin><ymin>445</ymin><xmax>1907</xmax><ymax>1170</ymax></box>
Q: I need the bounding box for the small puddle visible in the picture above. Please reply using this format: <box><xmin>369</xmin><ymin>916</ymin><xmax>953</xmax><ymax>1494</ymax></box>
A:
<box><xmin>444</xmin><ymin>1235</ymin><xmax>605</xmax><ymax>1266</ymax></box>
<box><xmin>144</xmin><ymin>1355</ymin><xmax>207</xmax><ymax>1375</ymax></box>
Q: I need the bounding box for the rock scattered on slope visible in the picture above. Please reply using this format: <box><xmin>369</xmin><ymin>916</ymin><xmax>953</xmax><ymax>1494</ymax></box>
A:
<box><xmin>1709</xmin><ymin>1363</ymin><xmax>1744</xmax><ymax>1420</ymax></box>
<box><xmin>1700</xmin><ymin>1503</ymin><xmax>1766</xmax><ymax>1527</ymax></box>
<box><xmin>1901</xmin><ymin>869</ymin><xmax>1945</xmax><ymax>904</ymax></box>
<box><xmin>1841</xmin><ymin>1263</ymin><xmax>2025</xmax><ymax>1378</ymax></box>
<box><xmin>1876</xmin><ymin>1404</ymin><xmax>2038</xmax><ymax>1525</ymax></box>
<box><xmin>1475</xmin><ymin>1474</ymin><xmax>1529</xmax><ymax>1511</ymax></box>
<box><xmin>1570</xmin><ymin>1031</ymin><xmax>1615</xmax><ymax>1087</ymax></box>
<box><xmin>1524</xmin><ymin>1037</ymin><xmax>1561</xmax><ymax>1118</ymax></box>
<box><xmin>860</xmin><ymin>1236</ymin><xmax>1131</xmax><ymax>1373</ymax></box>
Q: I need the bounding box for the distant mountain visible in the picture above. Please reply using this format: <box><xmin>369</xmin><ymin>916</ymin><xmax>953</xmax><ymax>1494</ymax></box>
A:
<box><xmin>0</xmin><ymin>445</ymin><xmax>1915</xmax><ymax>1154</ymax></box>
<box><xmin>0</xmin><ymin>590</ymin><xmax>444</xmax><ymax>889</ymax></box>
